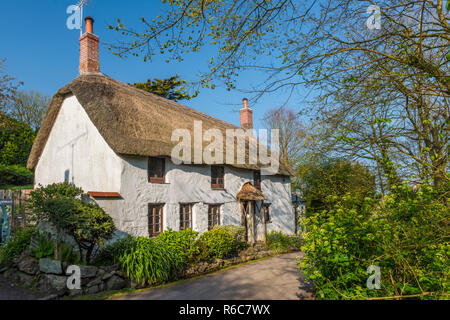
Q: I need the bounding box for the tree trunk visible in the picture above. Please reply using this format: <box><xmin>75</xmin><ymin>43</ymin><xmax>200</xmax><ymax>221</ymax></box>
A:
<box><xmin>54</xmin><ymin>240</ymin><xmax>62</xmax><ymax>261</ymax></box>
<box><xmin>85</xmin><ymin>244</ymin><xmax>95</xmax><ymax>265</ymax></box>
<box><xmin>77</xmin><ymin>242</ymin><xmax>84</xmax><ymax>263</ymax></box>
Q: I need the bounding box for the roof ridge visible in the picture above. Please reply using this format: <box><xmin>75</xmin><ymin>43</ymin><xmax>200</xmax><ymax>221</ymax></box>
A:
<box><xmin>77</xmin><ymin>73</ymin><xmax>240</xmax><ymax>130</ymax></box>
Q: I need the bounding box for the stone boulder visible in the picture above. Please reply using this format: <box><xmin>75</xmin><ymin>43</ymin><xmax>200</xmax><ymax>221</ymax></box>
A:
<box><xmin>17</xmin><ymin>254</ymin><xmax>39</xmax><ymax>275</ymax></box>
<box><xmin>105</xmin><ymin>275</ymin><xmax>127</xmax><ymax>291</ymax></box>
<box><xmin>38</xmin><ymin>274</ymin><xmax>68</xmax><ymax>294</ymax></box>
<box><xmin>17</xmin><ymin>272</ymin><xmax>35</xmax><ymax>288</ymax></box>
<box><xmin>78</xmin><ymin>265</ymin><xmax>98</xmax><ymax>278</ymax></box>
<box><xmin>39</xmin><ymin>258</ymin><xmax>62</xmax><ymax>275</ymax></box>
<box><xmin>101</xmin><ymin>263</ymin><xmax>121</xmax><ymax>273</ymax></box>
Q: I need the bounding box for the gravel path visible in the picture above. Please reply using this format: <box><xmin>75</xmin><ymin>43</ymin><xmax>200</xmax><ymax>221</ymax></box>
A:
<box><xmin>114</xmin><ymin>252</ymin><xmax>314</xmax><ymax>300</ymax></box>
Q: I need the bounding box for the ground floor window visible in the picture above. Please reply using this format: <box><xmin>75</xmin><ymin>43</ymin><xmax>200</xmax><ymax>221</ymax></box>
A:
<box><xmin>208</xmin><ymin>204</ymin><xmax>221</xmax><ymax>230</ymax></box>
<box><xmin>148</xmin><ymin>204</ymin><xmax>164</xmax><ymax>237</ymax></box>
<box><xmin>180</xmin><ymin>204</ymin><xmax>193</xmax><ymax>230</ymax></box>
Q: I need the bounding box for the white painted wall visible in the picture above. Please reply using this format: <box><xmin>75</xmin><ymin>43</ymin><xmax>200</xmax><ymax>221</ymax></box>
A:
<box><xmin>34</xmin><ymin>96</ymin><xmax>122</xmax><ymax>193</ymax></box>
<box><xmin>35</xmin><ymin>96</ymin><xmax>295</xmax><ymax>240</ymax></box>
<box><xmin>96</xmin><ymin>156</ymin><xmax>295</xmax><ymax>238</ymax></box>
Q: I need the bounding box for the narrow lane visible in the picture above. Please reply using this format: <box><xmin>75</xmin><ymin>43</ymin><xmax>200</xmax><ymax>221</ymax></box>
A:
<box><xmin>114</xmin><ymin>252</ymin><xmax>314</xmax><ymax>300</ymax></box>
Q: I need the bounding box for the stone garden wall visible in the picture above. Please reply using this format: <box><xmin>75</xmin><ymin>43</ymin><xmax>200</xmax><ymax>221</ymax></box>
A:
<box><xmin>0</xmin><ymin>244</ymin><xmax>294</xmax><ymax>299</ymax></box>
<box><xmin>0</xmin><ymin>253</ymin><xmax>128</xmax><ymax>298</ymax></box>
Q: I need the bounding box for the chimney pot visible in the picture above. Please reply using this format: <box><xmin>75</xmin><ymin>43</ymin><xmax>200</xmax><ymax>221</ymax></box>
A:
<box><xmin>243</xmin><ymin>98</ymin><xmax>248</xmax><ymax>109</ymax></box>
<box><xmin>85</xmin><ymin>16</ymin><xmax>94</xmax><ymax>34</ymax></box>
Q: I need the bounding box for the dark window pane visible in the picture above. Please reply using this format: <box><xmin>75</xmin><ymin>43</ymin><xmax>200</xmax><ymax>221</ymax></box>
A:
<box><xmin>149</xmin><ymin>158</ymin><xmax>165</xmax><ymax>183</ymax></box>
<box><xmin>211</xmin><ymin>166</ymin><xmax>225</xmax><ymax>189</ymax></box>
<box><xmin>264</xmin><ymin>205</ymin><xmax>270</xmax><ymax>222</ymax></box>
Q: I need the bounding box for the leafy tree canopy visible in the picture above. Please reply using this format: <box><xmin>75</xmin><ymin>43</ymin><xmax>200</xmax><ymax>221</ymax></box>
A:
<box><xmin>132</xmin><ymin>75</ymin><xmax>198</xmax><ymax>101</ymax></box>
<box><xmin>0</xmin><ymin>112</ymin><xmax>35</xmax><ymax>167</ymax></box>
<box><xmin>296</xmin><ymin>158</ymin><xmax>377</xmax><ymax>212</ymax></box>
<box><xmin>109</xmin><ymin>0</ymin><xmax>449</xmax><ymax>187</ymax></box>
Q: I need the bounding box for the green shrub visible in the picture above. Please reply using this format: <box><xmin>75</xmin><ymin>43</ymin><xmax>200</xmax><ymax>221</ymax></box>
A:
<box><xmin>213</xmin><ymin>225</ymin><xmax>247</xmax><ymax>249</ymax></box>
<box><xmin>120</xmin><ymin>237</ymin><xmax>185</xmax><ymax>285</ymax></box>
<box><xmin>92</xmin><ymin>236</ymin><xmax>134</xmax><ymax>267</ymax></box>
<box><xmin>0</xmin><ymin>164</ymin><xmax>34</xmax><ymax>186</ymax></box>
<box><xmin>267</xmin><ymin>231</ymin><xmax>301</xmax><ymax>253</ymax></box>
<box><xmin>299</xmin><ymin>183</ymin><xmax>450</xmax><ymax>300</ymax></box>
<box><xmin>28</xmin><ymin>183</ymin><xmax>116</xmax><ymax>264</ymax></box>
<box><xmin>31</xmin><ymin>232</ymin><xmax>80</xmax><ymax>264</ymax></box>
<box><xmin>157</xmin><ymin>228</ymin><xmax>199</xmax><ymax>263</ymax></box>
<box><xmin>0</xmin><ymin>227</ymin><xmax>35</xmax><ymax>266</ymax></box>
<box><xmin>32</xmin><ymin>232</ymin><xmax>54</xmax><ymax>259</ymax></box>
<box><xmin>196</xmin><ymin>228</ymin><xmax>235</xmax><ymax>261</ymax></box>
<box><xmin>72</xmin><ymin>201</ymin><xmax>116</xmax><ymax>263</ymax></box>
<box><xmin>61</xmin><ymin>243</ymin><xmax>81</xmax><ymax>265</ymax></box>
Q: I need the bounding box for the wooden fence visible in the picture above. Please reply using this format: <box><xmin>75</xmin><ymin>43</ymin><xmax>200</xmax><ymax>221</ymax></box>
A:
<box><xmin>0</xmin><ymin>189</ymin><xmax>33</xmax><ymax>231</ymax></box>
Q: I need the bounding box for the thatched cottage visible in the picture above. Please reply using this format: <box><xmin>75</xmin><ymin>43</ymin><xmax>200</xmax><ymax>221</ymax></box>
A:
<box><xmin>27</xmin><ymin>17</ymin><xmax>295</xmax><ymax>243</ymax></box>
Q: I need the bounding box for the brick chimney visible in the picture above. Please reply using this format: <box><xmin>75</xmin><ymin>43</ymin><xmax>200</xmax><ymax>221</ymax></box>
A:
<box><xmin>79</xmin><ymin>17</ymin><xmax>100</xmax><ymax>75</ymax></box>
<box><xmin>240</xmin><ymin>98</ymin><xmax>253</xmax><ymax>129</ymax></box>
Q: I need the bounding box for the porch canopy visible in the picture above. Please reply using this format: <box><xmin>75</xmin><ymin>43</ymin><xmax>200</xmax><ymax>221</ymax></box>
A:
<box><xmin>236</xmin><ymin>182</ymin><xmax>266</xmax><ymax>201</ymax></box>
<box><xmin>237</xmin><ymin>182</ymin><xmax>267</xmax><ymax>245</ymax></box>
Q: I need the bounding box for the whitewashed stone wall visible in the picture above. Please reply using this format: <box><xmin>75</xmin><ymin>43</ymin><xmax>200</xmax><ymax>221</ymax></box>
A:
<box><xmin>95</xmin><ymin>156</ymin><xmax>295</xmax><ymax>238</ymax></box>
<box><xmin>34</xmin><ymin>96</ymin><xmax>122</xmax><ymax>193</ymax></box>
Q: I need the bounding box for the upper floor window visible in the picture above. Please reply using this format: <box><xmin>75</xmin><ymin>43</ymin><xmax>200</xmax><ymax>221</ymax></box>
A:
<box><xmin>148</xmin><ymin>157</ymin><xmax>165</xmax><ymax>183</ymax></box>
<box><xmin>211</xmin><ymin>166</ymin><xmax>225</xmax><ymax>189</ymax></box>
<box><xmin>180</xmin><ymin>204</ymin><xmax>193</xmax><ymax>230</ymax></box>
<box><xmin>253</xmin><ymin>170</ymin><xmax>261</xmax><ymax>190</ymax></box>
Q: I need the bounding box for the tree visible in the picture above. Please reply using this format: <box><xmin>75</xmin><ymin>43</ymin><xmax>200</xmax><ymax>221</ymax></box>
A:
<box><xmin>28</xmin><ymin>183</ymin><xmax>116</xmax><ymax>263</ymax></box>
<box><xmin>109</xmin><ymin>0</ymin><xmax>449</xmax><ymax>187</ymax></box>
<box><xmin>7</xmin><ymin>90</ymin><xmax>50</xmax><ymax>131</ymax></box>
<box><xmin>296</xmin><ymin>158</ymin><xmax>377</xmax><ymax>212</ymax></box>
<box><xmin>0</xmin><ymin>112</ymin><xmax>35</xmax><ymax>167</ymax></box>
<box><xmin>132</xmin><ymin>75</ymin><xmax>197</xmax><ymax>101</ymax></box>
<box><xmin>0</xmin><ymin>164</ymin><xmax>33</xmax><ymax>187</ymax></box>
<box><xmin>0</xmin><ymin>59</ymin><xmax>21</xmax><ymax>108</ymax></box>
<box><xmin>70</xmin><ymin>201</ymin><xmax>116</xmax><ymax>263</ymax></box>
<box><xmin>262</xmin><ymin>106</ymin><xmax>305</xmax><ymax>170</ymax></box>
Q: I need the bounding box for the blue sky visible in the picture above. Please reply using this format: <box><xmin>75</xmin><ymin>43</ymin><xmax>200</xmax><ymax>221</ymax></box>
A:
<box><xmin>0</xmin><ymin>0</ymin><xmax>307</xmax><ymax>127</ymax></box>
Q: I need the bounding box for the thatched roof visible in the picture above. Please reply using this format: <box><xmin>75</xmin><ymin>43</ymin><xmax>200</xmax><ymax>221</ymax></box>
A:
<box><xmin>236</xmin><ymin>182</ymin><xmax>266</xmax><ymax>201</ymax></box>
<box><xmin>27</xmin><ymin>73</ymin><xmax>292</xmax><ymax>176</ymax></box>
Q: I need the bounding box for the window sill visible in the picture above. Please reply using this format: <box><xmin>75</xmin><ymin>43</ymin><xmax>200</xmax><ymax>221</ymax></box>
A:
<box><xmin>211</xmin><ymin>186</ymin><xmax>225</xmax><ymax>190</ymax></box>
<box><xmin>149</xmin><ymin>180</ymin><xmax>170</xmax><ymax>184</ymax></box>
